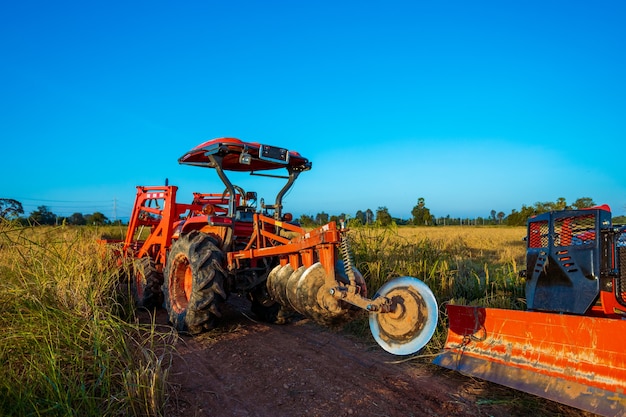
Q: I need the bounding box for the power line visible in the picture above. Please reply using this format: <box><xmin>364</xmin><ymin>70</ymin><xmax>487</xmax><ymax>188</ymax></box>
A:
<box><xmin>11</xmin><ymin>197</ymin><xmax>114</xmax><ymax>203</ymax></box>
<box><xmin>17</xmin><ymin>197</ymin><xmax>133</xmax><ymax>220</ymax></box>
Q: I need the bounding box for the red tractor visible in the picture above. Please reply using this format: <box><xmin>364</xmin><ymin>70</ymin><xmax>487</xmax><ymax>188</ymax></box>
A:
<box><xmin>118</xmin><ymin>137</ymin><xmax>438</xmax><ymax>355</ymax></box>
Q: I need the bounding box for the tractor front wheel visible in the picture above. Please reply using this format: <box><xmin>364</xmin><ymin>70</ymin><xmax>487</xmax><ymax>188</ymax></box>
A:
<box><xmin>163</xmin><ymin>231</ymin><xmax>227</xmax><ymax>334</ymax></box>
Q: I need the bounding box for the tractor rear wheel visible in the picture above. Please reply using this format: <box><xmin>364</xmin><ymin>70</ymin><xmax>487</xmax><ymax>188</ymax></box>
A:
<box><xmin>131</xmin><ymin>257</ymin><xmax>163</xmax><ymax>309</ymax></box>
<box><xmin>163</xmin><ymin>231</ymin><xmax>227</xmax><ymax>334</ymax></box>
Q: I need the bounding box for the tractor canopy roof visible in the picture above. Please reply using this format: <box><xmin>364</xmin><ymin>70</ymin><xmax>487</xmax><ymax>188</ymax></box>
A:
<box><xmin>178</xmin><ymin>137</ymin><xmax>312</xmax><ymax>172</ymax></box>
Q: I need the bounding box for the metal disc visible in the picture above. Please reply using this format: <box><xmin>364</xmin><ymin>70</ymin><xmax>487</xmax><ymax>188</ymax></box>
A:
<box><xmin>293</xmin><ymin>262</ymin><xmax>335</xmax><ymax>324</ymax></box>
<box><xmin>369</xmin><ymin>276</ymin><xmax>438</xmax><ymax>355</ymax></box>
<box><xmin>285</xmin><ymin>265</ymin><xmax>306</xmax><ymax>312</ymax></box>
<box><xmin>266</xmin><ymin>264</ymin><xmax>292</xmax><ymax>308</ymax></box>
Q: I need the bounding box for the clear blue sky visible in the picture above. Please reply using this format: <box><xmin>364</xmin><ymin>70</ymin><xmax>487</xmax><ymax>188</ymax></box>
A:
<box><xmin>2</xmin><ymin>0</ymin><xmax>625</xmax><ymax>222</ymax></box>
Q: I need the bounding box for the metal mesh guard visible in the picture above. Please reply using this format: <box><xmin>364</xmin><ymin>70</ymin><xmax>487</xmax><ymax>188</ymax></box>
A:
<box><xmin>553</xmin><ymin>213</ymin><xmax>595</xmax><ymax>247</ymax></box>
<box><xmin>618</xmin><ymin>245</ymin><xmax>626</xmax><ymax>305</ymax></box>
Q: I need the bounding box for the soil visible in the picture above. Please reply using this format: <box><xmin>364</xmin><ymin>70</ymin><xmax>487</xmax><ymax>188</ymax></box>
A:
<box><xmin>149</xmin><ymin>296</ymin><xmax>593</xmax><ymax>417</ymax></box>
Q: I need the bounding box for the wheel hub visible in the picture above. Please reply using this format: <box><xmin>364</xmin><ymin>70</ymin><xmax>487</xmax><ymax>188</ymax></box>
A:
<box><xmin>369</xmin><ymin>276</ymin><xmax>438</xmax><ymax>355</ymax></box>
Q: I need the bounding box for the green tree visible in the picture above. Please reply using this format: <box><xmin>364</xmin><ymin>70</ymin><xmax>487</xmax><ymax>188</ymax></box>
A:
<box><xmin>554</xmin><ymin>197</ymin><xmax>567</xmax><ymax>210</ymax></box>
<box><xmin>68</xmin><ymin>212</ymin><xmax>86</xmax><ymax>225</ymax></box>
<box><xmin>354</xmin><ymin>210</ymin><xmax>366</xmax><ymax>225</ymax></box>
<box><xmin>315</xmin><ymin>211</ymin><xmax>329</xmax><ymax>225</ymax></box>
<box><xmin>29</xmin><ymin>205</ymin><xmax>57</xmax><ymax>225</ymax></box>
<box><xmin>411</xmin><ymin>197</ymin><xmax>432</xmax><ymax>225</ymax></box>
<box><xmin>533</xmin><ymin>201</ymin><xmax>555</xmax><ymax>213</ymax></box>
<box><xmin>507</xmin><ymin>197</ymin><xmax>598</xmax><ymax>226</ymax></box>
<box><xmin>375</xmin><ymin>206</ymin><xmax>392</xmax><ymax>226</ymax></box>
<box><xmin>571</xmin><ymin>197</ymin><xmax>595</xmax><ymax>209</ymax></box>
<box><xmin>0</xmin><ymin>198</ymin><xmax>24</xmax><ymax>219</ymax></box>
<box><xmin>298</xmin><ymin>214</ymin><xmax>315</xmax><ymax>228</ymax></box>
<box><xmin>348</xmin><ymin>217</ymin><xmax>363</xmax><ymax>227</ymax></box>
<box><xmin>85</xmin><ymin>212</ymin><xmax>109</xmax><ymax>225</ymax></box>
<box><xmin>506</xmin><ymin>205</ymin><xmax>538</xmax><ymax>226</ymax></box>
<box><xmin>613</xmin><ymin>215</ymin><xmax>626</xmax><ymax>224</ymax></box>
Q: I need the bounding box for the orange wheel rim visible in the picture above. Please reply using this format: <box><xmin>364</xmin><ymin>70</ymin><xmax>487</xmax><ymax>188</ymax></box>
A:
<box><xmin>184</xmin><ymin>267</ymin><xmax>193</xmax><ymax>302</ymax></box>
<box><xmin>171</xmin><ymin>254</ymin><xmax>191</xmax><ymax>313</ymax></box>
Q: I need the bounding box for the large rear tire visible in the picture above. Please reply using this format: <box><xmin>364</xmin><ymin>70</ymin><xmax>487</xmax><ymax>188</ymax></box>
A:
<box><xmin>163</xmin><ymin>231</ymin><xmax>227</xmax><ymax>334</ymax></box>
<box><xmin>131</xmin><ymin>257</ymin><xmax>163</xmax><ymax>309</ymax></box>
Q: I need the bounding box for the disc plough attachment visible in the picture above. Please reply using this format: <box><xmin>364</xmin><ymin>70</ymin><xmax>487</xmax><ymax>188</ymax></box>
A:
<box><xmin>266</xmin><ymin>258</ymin><xmax>438</xmax><ymax>355</ymax></box>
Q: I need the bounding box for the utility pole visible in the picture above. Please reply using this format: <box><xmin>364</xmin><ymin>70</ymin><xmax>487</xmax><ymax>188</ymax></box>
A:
<box><xmin>113</xmin><ymin>198</ymin><xmax>117</xmax><ymax>223</ymax></box>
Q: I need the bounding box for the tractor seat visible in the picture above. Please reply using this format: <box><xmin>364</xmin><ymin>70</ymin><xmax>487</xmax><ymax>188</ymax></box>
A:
<box><xmin>235</xmin><ymin>206</ymin><xmax>255</xmax><ymax>222</ymax></box>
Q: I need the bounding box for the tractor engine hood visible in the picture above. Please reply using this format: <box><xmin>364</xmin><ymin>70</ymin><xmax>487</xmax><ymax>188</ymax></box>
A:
<box><xmin>178</xmin><ymin>137</ymin><xmax>312</xmax><ymax>173</ymax></box>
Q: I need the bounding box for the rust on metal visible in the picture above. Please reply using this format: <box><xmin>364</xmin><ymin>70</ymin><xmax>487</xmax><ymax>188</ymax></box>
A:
<box><xmin>434</xmin><ymin>304</ymin><xmax>626</xmax><ymax>417</ymax></box>
<box><xmin>375</xmin><ymin>285</ymin><xmax>426</xmax><ymax>344</ymax></box>
<box><xmin>266</xmin><ymin>262</ymin><xmax>364</xmax><ymax>326</ymax></box>
<box><xmin>369</xmin><ymin>277</ymin><xmax>438</xmax><ymax>355</ymax></box>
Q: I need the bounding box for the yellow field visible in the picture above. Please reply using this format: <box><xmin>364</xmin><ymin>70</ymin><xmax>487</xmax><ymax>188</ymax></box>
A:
<box><xmin>395</xmin><ymin>225</ymin><xmax>527</xmax><ymax>264</ymax></box>
<box><xmin>350</xmin><ymin>224</ymin><xmax>528</xmax><ymax>316</ymax></box>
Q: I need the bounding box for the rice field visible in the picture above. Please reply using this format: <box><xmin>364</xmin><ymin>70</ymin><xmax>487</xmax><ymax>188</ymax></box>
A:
<box><xmin>0</xmin><ymin>220</ymin><xmax>529</xmax><ymax>414</ymax></box>
<box><xmin>347</xmin><ymin>224</ymin><xmax>528</xmax><ymax>354</ymax></box>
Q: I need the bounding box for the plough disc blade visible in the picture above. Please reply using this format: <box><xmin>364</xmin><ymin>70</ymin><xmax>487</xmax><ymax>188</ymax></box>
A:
<box><xmin>433</xmin><ymin>305</ymin><xmax>626</xmax><ymax>417</ymax></box>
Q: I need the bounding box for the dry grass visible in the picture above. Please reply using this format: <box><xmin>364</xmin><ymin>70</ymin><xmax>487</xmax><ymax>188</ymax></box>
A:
<box><xmin>396</xmin><ymin>225</ymin><xmax>526</xmax><ymax>264</ymax></box>
<box><xmin>0</xmin><ymin>221</ymin><xmax>176</xmax><ymax>416</ymax></box>
<box><xmin>346</xmin><ymin>224</ymin><xmax>528</xmax><ymax>355</ymax></box>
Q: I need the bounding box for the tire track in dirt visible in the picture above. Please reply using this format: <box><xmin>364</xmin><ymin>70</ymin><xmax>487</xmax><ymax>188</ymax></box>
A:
<box><xmin>155</xmin><ymin>296</ymin><xmax>593</xmax><ymax>417</ymax></box>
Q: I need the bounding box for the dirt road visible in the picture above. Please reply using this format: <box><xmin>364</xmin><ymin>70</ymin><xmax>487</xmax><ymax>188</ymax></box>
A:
<box><xmin>159</xmin><ymin>296</ymin><xmax>591</xmax><ymax>417</ymax></box>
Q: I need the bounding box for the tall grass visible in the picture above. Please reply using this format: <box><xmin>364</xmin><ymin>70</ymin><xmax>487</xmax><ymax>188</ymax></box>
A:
<box><xmin>0</xmin><ymin>220</ymin><xmax>175</xmax><ymax>416</ymax></box>
<box><xmin>347</xmin><ymin>224</ymin><xmax>528</xmax><ymax>355</ymax></box>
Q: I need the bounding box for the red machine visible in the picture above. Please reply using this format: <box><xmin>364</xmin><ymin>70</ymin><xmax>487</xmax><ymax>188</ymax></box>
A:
<box><xmin>119</xmin><ymin>138</ymin><xmax>438</xmax><ymax>355</ymax></box>
<box><xmin>435</xmin><ymin>206</ymin><xmax>626</xmax><ymax>416</ymax></box>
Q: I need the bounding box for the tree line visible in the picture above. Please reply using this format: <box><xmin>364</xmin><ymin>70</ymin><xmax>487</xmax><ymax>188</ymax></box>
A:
<box><xmin>298</xmin><ymin>196</ymin><xmax>608</xmax><ymax>227</ymax></box>
<box><xmin>0</xmin><ymin>199</ymin><xmax>112</xmax><ymax>226</ymax></box>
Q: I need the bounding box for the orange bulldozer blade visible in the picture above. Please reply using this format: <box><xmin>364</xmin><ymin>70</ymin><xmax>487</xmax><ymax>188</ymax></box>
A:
<box><xmin>433</xmin><ymin>304</ymin><xmax>626</xmax><ymax>417</ymax></box>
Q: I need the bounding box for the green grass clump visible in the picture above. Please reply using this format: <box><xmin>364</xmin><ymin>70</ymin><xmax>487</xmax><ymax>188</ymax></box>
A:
<box><xmin>0</xmin><ymin>221</ymin><xmax>175</xmax><ymax>416</ymax></box>
<box><xmin>346</xmin><ymin>224</ymin><xmax>527</xmax><ymax>356</ymax></box>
